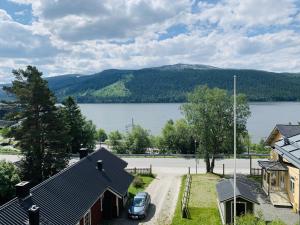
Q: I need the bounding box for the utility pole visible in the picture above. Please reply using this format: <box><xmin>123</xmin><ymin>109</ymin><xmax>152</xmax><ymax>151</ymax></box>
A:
<box><xmin>233</xmin><ymin>75</ymin><xmax>237</xmax><ymax>225</ymax></box>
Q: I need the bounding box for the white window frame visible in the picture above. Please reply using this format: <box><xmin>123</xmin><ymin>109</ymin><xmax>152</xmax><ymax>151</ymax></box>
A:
<box><xmin>83</xmin><ymin>209</ymin><xmax>91</xmax><ymax>225</ymax></box>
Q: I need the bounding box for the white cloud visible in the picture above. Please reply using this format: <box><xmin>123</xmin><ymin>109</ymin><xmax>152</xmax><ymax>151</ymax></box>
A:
<box><xmin>1</xmin><ymin>0</ymin><xmax>300</xmax><ymax>83</ymax></box>
<box><xmin>196</xmin><ymin>0</ymin><xmax>298</xmax><ymax>29</ymax></box>
<box><xmin>32</xmin><ymin>0</ymin><xmax>191</xmax><ymax>42</ymax></box>
<box><xmin>0</xmin><ymin>9</ymin><xmax>12</xmax><ymax>21</ymax></box>
<box><xmin>0</xmin><ymin>20</ymin><xmax>61</xmax><ymax>58</ymax></box>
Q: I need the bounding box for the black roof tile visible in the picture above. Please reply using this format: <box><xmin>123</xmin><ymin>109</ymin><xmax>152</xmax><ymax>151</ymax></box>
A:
<box><xmin>216</xmin><ymin>179</ymin><xmax>259</xmax><ymax>204</ymax></box>
<box><xmin>276</xmin><ymin>124</ymin><xmax>300</xmax><ymax>138</ymax></box>
<box><xmin>0</xmin><ymin>148</ymin><xmax>133</xmax><ymax>225</ymax></box>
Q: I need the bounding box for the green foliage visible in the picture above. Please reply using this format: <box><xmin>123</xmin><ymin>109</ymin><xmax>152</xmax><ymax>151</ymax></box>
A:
<box><xmin>38</xmin><ymin>66</ymin><xmax>300</xmax><ymax>103</ymax></box>
<box><xmin>97</xmin><ymin>128</ymin><xmax>108</xmax><ymax>142</ymax></box>
<box><xmin>236</xmin><ymin>213</ymin><xmax>286</xmax><ymax>225</ymax></box>
<box><xmin>0</xmin><ymin>160</ymin><xmax>21</xmax><ymax>204</ymax></box>
<box><xmin>108</xmin><ymin>130</ymin><xmax>126</xmax><ymax>153</ymax></box>
<box><xmin>0</xmin><ymin>127</ymin><xmax>10</xmax><ymax>138</ymax></box>
<box><xmin>90</xmin><ymin>80</ymin><xmax>131</xmax><ymax>97</ymax></box>
<box><xmin>128</xmin><ymin>175</ymin><xmax>154</xmax><ymax>198</ymax></box>
<box><xmin>3</xmin><ymin>66</ymin><xmax>70</xmax><ymax>184</ymax></box>
<box><xmin>108</xmin><ymin>126</ymin><xmax>151</xmax><ymax>154</ymax></box>
<box><xmin>182</xmin><ymin>86</ymin><xmax>250</xmax><ymax>172</ymax></box>
<box><xmin>125</xmin><ymin>125</ymin><xmax>151</xmax><ymax>154</ymax></box>
<box><xmin>61</xmin><ymin>96</ymin><xmax>97</xmax><ymax>153</ymax></box>
<box><xmin>159</xmin><ymin>119</ymin><xmax>176</xmax><ymax>152</ymax></box>
<box><xmin>158</xmin><ymin>119</ymin><xmax>195</xmax><ymax>154</ymax></box>
<box><xmin>81</xmin><ymin>120</ymin><xmax>97</xmax><ymax>151</ymax></box>
<box><xmin>132</xmin><ymin>176</ymin><xmax>144</xmax><ymax>188</ymax></box>
<box><xmin>252</xmin><ymin>139</ymin><xmax>268</xmax><ymax>153</ymax></box>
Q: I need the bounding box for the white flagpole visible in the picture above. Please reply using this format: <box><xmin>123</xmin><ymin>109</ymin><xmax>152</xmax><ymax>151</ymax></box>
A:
<box><xmin>234</xmin><ymin>75</ymin><xmax>237</xmax><ymax>225</ymax></box>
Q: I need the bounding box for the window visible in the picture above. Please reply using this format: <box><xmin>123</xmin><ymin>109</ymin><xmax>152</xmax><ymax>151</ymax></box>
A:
<box><xmin>290</xmin><ymin>176</ymin><xmax>295</xmax><ymax>194</ymax></box>
<box><xmin>84</xmin><ymin>210</ymin><xmax>91</xmax><ymax>225</ymax></box>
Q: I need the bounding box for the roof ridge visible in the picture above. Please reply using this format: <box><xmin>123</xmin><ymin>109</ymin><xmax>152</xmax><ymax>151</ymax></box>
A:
<box><xmin>32</xmin><ymin>148</ymin><xmax>103</xmax><ymax>191</ymax></box>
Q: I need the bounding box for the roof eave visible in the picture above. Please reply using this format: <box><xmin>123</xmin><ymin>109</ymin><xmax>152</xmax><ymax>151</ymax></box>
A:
<box><xmin>219</xmin><ymin>195</ymin><xmax>259</xmax><ymax>205</ymax></box>
<box><xmin>274</xmin><ymin>145</ymin><xmax>300</xmax><ymax>169</ymax></box>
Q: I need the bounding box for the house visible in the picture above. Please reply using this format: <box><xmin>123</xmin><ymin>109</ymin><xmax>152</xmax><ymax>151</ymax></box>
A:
<box><xmin>259</xmin><ymin>124</ymin><xmax>300</xmax><ymax>211</ymax></box>
<box><xmin>0</xmin><ymin>148</ymin><xmax>134</xmax><ymax>225</ymax></box>
<box><xmin>216</xmin><ymin>179</ymin><xmax>259</xmax><ymax>224</ymax></box>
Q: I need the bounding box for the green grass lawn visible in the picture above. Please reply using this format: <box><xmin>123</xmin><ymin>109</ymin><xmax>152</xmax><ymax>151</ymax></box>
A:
<box><xmin>128</xmin><ymin>174</ymin><xmax>155</xmax><ymax>198</ymax></box>
<box><xmin>171</xmin><ymin>173</ymin><xmax>222</xmax><ymax>225</ymax></box>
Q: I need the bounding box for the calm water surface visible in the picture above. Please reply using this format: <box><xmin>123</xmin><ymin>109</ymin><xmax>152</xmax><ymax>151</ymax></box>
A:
<box><xmin>79</xmin><ymin>102</ymin><xmax>300</xmax><ymax>143</ymax></box>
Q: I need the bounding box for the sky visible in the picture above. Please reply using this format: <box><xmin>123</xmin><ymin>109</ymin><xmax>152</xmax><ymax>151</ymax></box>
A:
<box><xmin>0</xmin><ymin>0</ymin><xmax>300</xmax><ymax>83</ymax></box>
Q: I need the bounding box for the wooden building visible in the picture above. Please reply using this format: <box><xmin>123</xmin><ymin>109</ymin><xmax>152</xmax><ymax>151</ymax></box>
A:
<box><xmin>259</xmin><ymin>124</ymin><xmax>300</xmax><ymax>211</ymax></box>
<box><xmin>216</xmin><ymin>179</ymin><xmax>259</xmax><ymax>224</ymax></box>
<box><xmin>0</xmin><ymin>148</ymin><xmax>133</xmax><ymax>225</ymax></box>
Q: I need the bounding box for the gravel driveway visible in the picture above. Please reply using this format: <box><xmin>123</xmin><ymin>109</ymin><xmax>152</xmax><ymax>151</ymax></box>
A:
<box><xmin>106</xmin><ymin>173</ymin><xmax>181</xmax><ymax>225</ymax></box>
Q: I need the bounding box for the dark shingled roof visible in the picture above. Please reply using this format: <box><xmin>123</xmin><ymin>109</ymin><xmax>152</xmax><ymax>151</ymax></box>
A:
<box><xmin>0</xmin><ymin>148</ymin><xmax>133</xmax><ymax>225</ymax></box>
<box><xmin>258</xmin><ymin>160</ymin><xmax>288</xmax><ymax>171</ymax></box>
<box><xmin>266</xmin><ymin>124</ymin><xmax>300</xmax><ymax>146</ymax></box>
<box><xmin>216</xmin><ymin>179</ymin><xmax>259</xmax><ymax>204</ymax></box>
<box><xmin>276</xmin><ymin>124</ymin><xmax>300</xmax><ymax>138</ymax></box>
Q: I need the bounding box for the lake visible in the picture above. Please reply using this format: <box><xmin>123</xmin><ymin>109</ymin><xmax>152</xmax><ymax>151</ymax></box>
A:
<box><xmin>79</xmin><ymin>102</ymin><xmax>300</xmax><ymax>143</ymax></box>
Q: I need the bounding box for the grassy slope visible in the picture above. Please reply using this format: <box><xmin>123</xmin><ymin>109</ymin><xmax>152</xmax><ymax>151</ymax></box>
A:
<box><xmin>91</xmin><ymin>80</ymin><xmax>131</xmax><ymax>97</ymax></box>
<box><xmin>171</xmin><ymin>173</ymin><xmax>222</xmax><ymax>225</ymax></box>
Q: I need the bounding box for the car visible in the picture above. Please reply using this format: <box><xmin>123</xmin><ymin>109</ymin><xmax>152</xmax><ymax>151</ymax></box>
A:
<box><xmin>128</xmin><ymin>192</ymin><xmax>151</xmax><ymax>219</ymax></box>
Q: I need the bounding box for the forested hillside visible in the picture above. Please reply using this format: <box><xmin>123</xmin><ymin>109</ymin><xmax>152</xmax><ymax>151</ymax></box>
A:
<box><xmin>2</xmin><ymin>64</ymin><xmax>300</xmax><ymax>103</ymax></box>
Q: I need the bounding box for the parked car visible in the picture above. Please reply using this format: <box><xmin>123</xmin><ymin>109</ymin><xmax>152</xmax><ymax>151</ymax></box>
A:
<box><xmin>128</xmin><ymin>192</ymin><xmax>151</xmax><ymax>219</ymax></box>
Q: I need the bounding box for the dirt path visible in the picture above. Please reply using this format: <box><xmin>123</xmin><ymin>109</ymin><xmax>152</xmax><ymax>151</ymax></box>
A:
<box><xmin>107</xmin><ymin>173</ymin><xmax>181</xmax><ymax>225</ymax></box>
<box><xmin>143</xmin><ymin>173</ymin><xmax>181</xmax><ymax>225</ymax></box>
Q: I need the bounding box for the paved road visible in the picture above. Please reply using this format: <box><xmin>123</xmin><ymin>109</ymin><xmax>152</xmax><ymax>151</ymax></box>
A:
<box><xmin>0</xmin><ymin>154</ymin><xmax>263</xmax><ymax>175</ymax></box>
<box><xmin>123</xmin><ymin>157</ymin><xmax>262</xmax><ymax>175</ymax></box>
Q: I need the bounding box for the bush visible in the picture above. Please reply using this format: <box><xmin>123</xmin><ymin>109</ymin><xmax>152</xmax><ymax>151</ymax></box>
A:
<box><xmin>236</xmin><ymin>213</ymin><xmax>286</xmax><ymax>225</ymax></box>
<box><xmin>0</xmin><ymin>160</ymin><xmax>21</xmax><ymax>204</ymax></box>
<box><xmin>132</xmin><ymin>176</ymin><xmax>144</xmax><ymax>188</ymax></box>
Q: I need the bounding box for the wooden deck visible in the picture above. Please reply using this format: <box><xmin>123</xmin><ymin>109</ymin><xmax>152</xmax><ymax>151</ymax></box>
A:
<box><xmin>269</xmin><ymin>192</ymin><xmax>292</xmax><ymax>207</ymax></box>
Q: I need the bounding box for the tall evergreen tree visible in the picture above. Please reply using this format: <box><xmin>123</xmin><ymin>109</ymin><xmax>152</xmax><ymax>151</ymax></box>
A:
<box><xmin>61</xmin><ymin>96</ymin><xmax>84</xmax><ymax>153</ymax></box>
<box><xmin>4</xmin><ymin>66</ymin><xmax>70</xmax><ymax>184</ymax></box>
<box><xmin>61</xmin><ymin>96</ymin><xmax>97</xmax><ymax>153</ymax></box>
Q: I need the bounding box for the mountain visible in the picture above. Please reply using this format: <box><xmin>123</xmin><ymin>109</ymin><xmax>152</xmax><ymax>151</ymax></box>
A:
<box><xmin>2</xmin><ymin>64</ymin><xmax>300</xmax><ymax>103</ymax></box>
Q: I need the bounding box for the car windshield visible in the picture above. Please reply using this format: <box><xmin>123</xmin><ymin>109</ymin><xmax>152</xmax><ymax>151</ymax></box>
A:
<box><xmin>133</xmin><ymin>197</ymin><xmax>145</xmax><ymax>207</ymax></box>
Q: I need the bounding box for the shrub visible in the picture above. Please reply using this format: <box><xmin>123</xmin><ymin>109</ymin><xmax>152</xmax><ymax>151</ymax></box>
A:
<box><xmin>132</xmin><ymin>176</ymin><xmax>144</xmax><ymax>188</ymax></box>
<box><xmin>0</xmin><ymin>160</ymin><xmax>21</xmax><ymax>204</ymax></box>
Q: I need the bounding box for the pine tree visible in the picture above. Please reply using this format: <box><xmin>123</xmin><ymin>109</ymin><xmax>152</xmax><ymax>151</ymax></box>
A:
<box><xmin>61</xmin><ymin>96</ymin><xmax>97</xmax><ymax>153</ymax></box>
<box><xmin>61</xmin><ymin>96</ymin><xmax>85</xmax><ymax>153</ymax></box>
<box><xmin>4</xmin><ymin>66</ymin><xmax>70</xmax><ymax>184</ymax></box>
